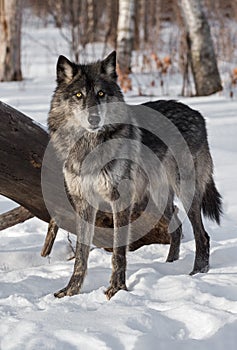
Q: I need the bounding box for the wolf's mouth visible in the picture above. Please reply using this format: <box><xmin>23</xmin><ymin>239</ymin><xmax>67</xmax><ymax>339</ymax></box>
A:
<box><xmin>87</xmin><ymin>126</ymin><xmax>102</xmax><ymax>133</ymax></box>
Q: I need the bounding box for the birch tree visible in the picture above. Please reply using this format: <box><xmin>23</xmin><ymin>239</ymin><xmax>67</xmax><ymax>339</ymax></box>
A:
<box><xmin>117</xmin><ymin>0</ymin><xmax>135</xmax><ymax>91</ymax></box>
<box><xmin>180</xmin><ymin>0</ymin><xmax>222</xmax><ymax>96</ymax></box>
<box><xmin>87</xmin><ymin>0</ymin><xmax>96</xmax><ymax>43</ymax></box>
<box><xmin>0</xmin><ymin>0</ymin><xmax>22</xmax><ymax>81</ymax></box>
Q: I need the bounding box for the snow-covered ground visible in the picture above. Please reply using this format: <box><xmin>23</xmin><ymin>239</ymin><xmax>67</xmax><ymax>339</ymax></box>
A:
<box><xmin>0</xmin><ymin>17</ymin><xmax>237</xmax><ymax>350</ymax></box>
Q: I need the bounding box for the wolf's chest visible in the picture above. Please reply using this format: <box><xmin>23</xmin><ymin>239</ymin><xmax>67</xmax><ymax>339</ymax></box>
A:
<box><xmin>62</xmin><ymin>127</ymin><xmax>145</xmax><ymax>203</ymax></box>
<box><xmin>63</xmin><ymin>157</ymin><xmax>139</xmax><ymax>204</ymax></box>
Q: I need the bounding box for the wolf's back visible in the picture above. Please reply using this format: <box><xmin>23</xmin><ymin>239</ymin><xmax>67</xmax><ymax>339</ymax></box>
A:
<box><xmin>141</xmin><ymin>99</ymin><xmax>223</xmax><ymax>224</ymax></box>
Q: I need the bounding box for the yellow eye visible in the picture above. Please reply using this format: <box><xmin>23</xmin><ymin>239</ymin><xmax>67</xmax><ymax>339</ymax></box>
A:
<box><xmin>98</xmin><ymin>90</ymin><xmax>105</xmax><ymax>97</ymax></box>
<box><xmin>76</xmin><ymin>92</ymin><xmax>83</xmax><ymax>98</ymax></box>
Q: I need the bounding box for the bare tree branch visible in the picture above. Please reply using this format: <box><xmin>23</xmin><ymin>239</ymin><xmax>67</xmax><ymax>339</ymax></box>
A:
<box><xmin>0</xmin><ymin>206</ymin><xmax>33</xmax><ymax>231</ymax></box>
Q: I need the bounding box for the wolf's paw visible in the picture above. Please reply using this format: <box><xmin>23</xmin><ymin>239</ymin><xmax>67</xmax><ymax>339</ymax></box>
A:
<box><xmin>166</xmin><ymin>253</ymin><xmax>179</xmax><ymax>263</ymax></box>
<box><xmin>54</xmin><ymin>285</ymin><xmax>81</xmax><ymax>298</ymax></box>
<box><xmin>105</xmin><ymin>284</ymin><xmax>127</xmax><ymax>300</ymax></box>
<box><xmin>190</xmin><ymin>264</ymin><xmax>209</xmax><ymax>276</ymax></box>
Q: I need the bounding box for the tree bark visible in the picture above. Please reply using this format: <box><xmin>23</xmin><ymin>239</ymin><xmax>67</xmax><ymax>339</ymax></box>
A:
<box><xmin>0</xmin><ymin>101</ymin><xmax>171</xmax><ymax>251</ymax></box>
<box><xmin>104</xmin><ymin>0</ymin><xmax>118</xmax><ymax>51</ymax></box>
<box><xmin>0</xmin><ymin>101</ymin><xmax>49</xmax><ymax>220</ymax></box>
<box><xmin>0</xmin><ymin>206</ymin><xmax>33</xmax><ymax>231</ymax></box>
<box><xmin>0</xmin><ymin>0</ymin><xmax>22</xmax><ymax>81</ymax></box>
<box><xmin>86</xmin><ymin>0</ymin><xmax>96</xmax><ymax>43</ymax></box>
<box><xmin>41</xmin><ymin>218</ymin><xmax>59</xmax><ymax>257</ymax></box>
<box><xmin>179</xmin><ymin>0</ymin><xmax>222</xmax><ymax>96</ymax></box>
<box><xmin>117</xmin><ymin>0</ymin><xmax>135</xmax><ymax>75</ymax></box>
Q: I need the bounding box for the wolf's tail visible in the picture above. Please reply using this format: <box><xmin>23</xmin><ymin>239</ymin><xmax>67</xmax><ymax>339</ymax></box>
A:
<box><xmin>202</xmin><ymin>177</ymin><xmax>223</xmax><ymax>225</ymax></box>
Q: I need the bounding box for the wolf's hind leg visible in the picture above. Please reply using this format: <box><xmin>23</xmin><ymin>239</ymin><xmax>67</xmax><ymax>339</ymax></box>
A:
<box><xmin>166</xmin><ymin>214</ymin><xmax>182</xmax><ymax>262</ymax></box>
<box><xmin>164</xmin><ymin>192</ymin><xmax>182</xmax><ymax>262</ymax></box>
<box><xmin>187</xmin><ymin>197</ymin><xmax>210</xmax><ymax>275</ymax></box>
<box><xmin>105</xmin><ymin>205</ymin><xmax>131</xmax><ymax>300</ymax></box>
<box><xmin>54</xmin><ymin>203</ymin><xmax>96</xmax><ymax>298</ymax></box>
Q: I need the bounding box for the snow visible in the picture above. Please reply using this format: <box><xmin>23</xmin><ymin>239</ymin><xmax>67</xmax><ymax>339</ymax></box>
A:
<box><xmin>1</xmin><ymin>16</ymin><xmax>237</xmax><ymax>350</ymax></box>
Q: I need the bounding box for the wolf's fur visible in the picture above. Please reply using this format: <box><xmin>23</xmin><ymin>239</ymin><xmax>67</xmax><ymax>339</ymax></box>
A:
<box><xmin>48</xmin><ymin>51</ymin><xmax>222</xmax><ymax>299</ymax></box>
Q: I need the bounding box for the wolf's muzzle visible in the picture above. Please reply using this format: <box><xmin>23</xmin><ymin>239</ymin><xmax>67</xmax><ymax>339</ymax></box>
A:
<box><xmin>88</xmin><ymin>114</ymin><xmax>101</xmax><ymax>127</ymax></box>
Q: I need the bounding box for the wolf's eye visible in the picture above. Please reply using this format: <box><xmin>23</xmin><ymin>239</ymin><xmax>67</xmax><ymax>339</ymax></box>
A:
<box><xmin>76</xmin><ymin>92</ymin><xmax>83</xmax><ymax>99</ymax></box>
<box><xmin>98</xmin><ymin>90</ymin><xmax>105</xmax><ymax>98</ymax></box>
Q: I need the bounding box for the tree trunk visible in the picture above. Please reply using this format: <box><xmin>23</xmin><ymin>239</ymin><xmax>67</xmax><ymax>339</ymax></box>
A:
<box><xmin>104</xmin><ymin>0</ymin><xmax>118</xmax><ymax>51</ymax></box>
<box><xmin>0</xmin><ymin>101</ymin><xmax>171</xmax><ymax>251</ymax></box>
<box><xmin>117</xmin><ymin>0</ymin><xmax>135</xmax><ymax>77</ymax></box>
<box><xmin>180</xmin><ymin>0</ymin><xmax>222</xmax><ymax>96</ymax></box>
<box><xmin>87</xmin><ymin>0</ymin><xmax>96</xmax><ymax>43</ymax></box>
<box><xmin>0</xmin><ymin>0</ymin><xmax>22</xmax><ymax>81</ymax></box>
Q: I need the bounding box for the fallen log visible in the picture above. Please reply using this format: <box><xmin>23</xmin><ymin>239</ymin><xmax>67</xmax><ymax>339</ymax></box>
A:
<box><xmin>0</xmin><ymin>100</ymin><xmax>171</xmax><ymax>251</ymax></box>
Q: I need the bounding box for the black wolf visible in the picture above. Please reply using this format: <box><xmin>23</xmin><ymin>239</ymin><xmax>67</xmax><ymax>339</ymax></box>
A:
<box><xmin>47</xmin><ymin>51</ymin><xmax>222</xmax><ymax>299</ymax></box>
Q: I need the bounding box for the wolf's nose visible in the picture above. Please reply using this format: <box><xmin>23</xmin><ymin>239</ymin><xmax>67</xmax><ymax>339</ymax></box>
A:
<box><xmin>88</xmin><ymin>114</ymin><xmax>100</xmax><ymax>126</ymax></box>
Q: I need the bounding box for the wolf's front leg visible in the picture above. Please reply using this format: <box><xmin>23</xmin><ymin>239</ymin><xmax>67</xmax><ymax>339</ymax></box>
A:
<box><xmin>54</xmin><ymin>204</ymin><xmax>96</xmax><ymax>298</ymax></box>
<box><xmin>105</xmin><ymin>205</ymin><xmax>131</xmax><ymax>300</ymax></box>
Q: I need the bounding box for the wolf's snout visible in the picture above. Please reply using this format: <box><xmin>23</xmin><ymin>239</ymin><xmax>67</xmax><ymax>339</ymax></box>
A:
<box><xmin>88</xmin><ymin>114</ymin><xmax>101</xmax><ymax>126</ymax></box>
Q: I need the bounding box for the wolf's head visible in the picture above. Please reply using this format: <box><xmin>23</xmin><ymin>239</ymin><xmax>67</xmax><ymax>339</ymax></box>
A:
<box><xmin>51</xmin><ymin>51</ymin><xmax>124</xmax><ymax>133</ymax></box>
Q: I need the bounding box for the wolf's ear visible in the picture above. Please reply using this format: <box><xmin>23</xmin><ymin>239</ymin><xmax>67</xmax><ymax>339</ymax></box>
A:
<box><xmin>56</xmin><ymin>55</ymin><xmax>75</xmax><ymax>84</ymax></box>
<box><xmin>101</xmin><ymin>51</ymin><xmax>117</xmax><ymax>80</ymax></box>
